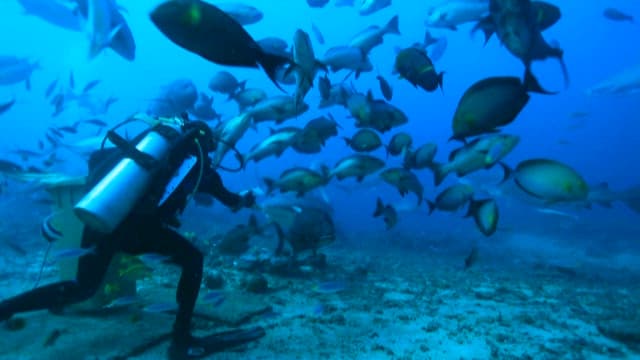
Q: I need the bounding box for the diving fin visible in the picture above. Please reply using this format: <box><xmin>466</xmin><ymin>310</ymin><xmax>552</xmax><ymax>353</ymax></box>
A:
<box><xmin>168</xmin><ymin>326</ymin><xmax>266</xmax><ymax>359</ymax></box>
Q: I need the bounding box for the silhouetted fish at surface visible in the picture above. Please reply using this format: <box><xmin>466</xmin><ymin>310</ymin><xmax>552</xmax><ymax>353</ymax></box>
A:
<box><xmin>150</xmin><ymin>0</ymin><xmax>292</xmax><ymax>91</ymax></box>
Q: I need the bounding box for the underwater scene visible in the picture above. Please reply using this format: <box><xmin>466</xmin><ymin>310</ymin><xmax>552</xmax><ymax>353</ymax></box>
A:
<box><xmin>1</xmin><ymin>0</ymin><xmax>640</xmax><ymax>359</ymax></box>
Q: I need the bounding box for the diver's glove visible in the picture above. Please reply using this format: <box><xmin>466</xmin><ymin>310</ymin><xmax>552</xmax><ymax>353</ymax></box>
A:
<box><xmin>241</xmin><ymin>191</ymin><xmax>256</xmax><ymax>209</ymax></box>
<box><xmin>231</xmin><ymin>191</ymin><xmax>255</xmax><ymax>213</ymax></box>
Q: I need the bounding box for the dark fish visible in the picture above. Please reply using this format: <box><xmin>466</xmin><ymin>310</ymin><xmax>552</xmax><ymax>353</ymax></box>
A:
<box><xmin>0</xmin><ymin>97</ymin><xmax>16</xmax><ymax>115</ymax></box>
<box><xmin>318</xmin><ymin>73</ymin><xmax>331</xmax><ymax>100</ymax></box>
<box><xmin>465</xmin><ymin>199</ymin><xmax>499</xmax><ymax>237</ymax></box>
<box><xmin>217</xmin><ymin>3</ymin><xmax>263</xmax><ymax>26</ymax></box>
<box><xmin>464</xmin><ymin>247</ymin><xmax>478</xmax><ymax>270</ymax></box>
<box><xmin>481</xmin><ymin>0</ymin><xmax>568</xmax><ymax>87</ymax></box>
<box><xmin>150</xmin><ymin>0</ymin><xmax>292</xmax><ymax>91</ymax></box>
<box><xmin>427</xmin><ymin>184</ymin><xmax>474</xmax><ymax>215</ymax></box>
<box><xmin>80</xmin><ymin>118</ymin><xmax>108</xmax><ymax>127</ymax></box>
<box><xmin>403</xmin><ymin>143</ymin><xmax>437</xmax><ymax>169</ymax></box>
<box><xmin>216</xmin><ymin>214</ymin><xmax>261</xmax><ymax>255</ymax></box>
<box><xmin>376</xmin><ymin>75</ymin><xmax>393</xmax><ymax>100</ymax></box>
<box><xmin>394</xmin><ymin>47</ymin><xmax>443</xmax><ymax>92</ymax></box>
<box><xmin>57</xmin><ymin>126</ymin><xmax>78</xmax><ymax>134</ymax></box>
<box><xmin>386</xmin><ymin>132</ymin><xmax>412</xmax><ymax>157</ymax></box>
<box><xmin>603</xmin><ymin>8</ymin><xmax>634</xmax><ymax>23</ymax></box>
<box><xmin>274</xmin><ymin>207</ymin><xmax>336</xmax><ymax>257</ymax></box>
<box><xmin>17</xmin><ymin>0</ymin><xmax>83</xmax><ymax>31</ymax></box>
<box><xmin>451</xmin><ymin>71</ymin><xmax>549</xmax><ymax>141</ymax></box>
<box><xmin>43</xmin><ymin>329</ymin><xmax>66</xmax><ymax>348</ymax></box>
<box><xmin>208</xmin><ymin>71</ymin><xmax>247</xmax><ymax>99</ymax></box>
<box><xmin>264</xmin><ymin>166</ymin><xmax>330</xmax><ymax>197</ymax></box>
<box><xmin>474</xmin><ymin>1</ymin><xmax>561</xmax><ymax>43</ymax></box>
<box><xmin>82</xmin><ymin>79</ymin><xmax>101</xmax><ymax>93</ymax></box>
<box><xmin>379</xmin><ymin>168</ymin><xmax>424</xmax><ymax>204</ymax></box>
<box><xmin>293</xmin><ymin>114</ymin><xmax>340</xmax><ymax>154</ymax></box>
<box><xmin>343</xmin><ymin>128</ymin><xmax>382</xmax><ymax>152</ymax></box>
<box><xmin>307</xmin><ymin>0</ymin><xmax>330</xmax><ymax>8</ymax></box>
<box><xmin>373</xmin><ymin>197</ymin><xmax>398</xmax><ymax>229</ymax></box>
<box><xmin>513</xmin><ymin>158</ymin><xmax>589</xmax><ymax>203</ymax></box>
<box><xmin>329</xmin><ymin>154</ymin><xmax>385</xmax><ymax>182</ymax></box>
<box><xmin>44</xmin><ymin>79</ymin><xmax>58</xmax><ymax>98</ymax></box>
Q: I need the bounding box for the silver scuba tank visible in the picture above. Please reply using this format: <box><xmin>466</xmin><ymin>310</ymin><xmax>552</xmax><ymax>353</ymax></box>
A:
<box><xmin>74</xmin><ymin>122</ymin><xmax>182</xmax><ymax>233</ymax></box>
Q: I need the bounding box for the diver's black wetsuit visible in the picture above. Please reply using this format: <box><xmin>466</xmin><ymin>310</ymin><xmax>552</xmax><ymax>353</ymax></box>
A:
<box><xmin>0</xmin><ymin>119</ymin><xmax>255</xmax><ymax>356</ymax></box>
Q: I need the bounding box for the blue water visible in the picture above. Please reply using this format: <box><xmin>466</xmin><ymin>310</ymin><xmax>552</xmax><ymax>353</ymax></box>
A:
<box><xmin>1</xmin><ymin>1</ymin><xmax>640</xmax><ymax>358</ymax></box>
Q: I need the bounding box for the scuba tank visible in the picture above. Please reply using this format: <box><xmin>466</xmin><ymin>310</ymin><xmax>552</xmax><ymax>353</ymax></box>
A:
<box><xmin>74</xmin><ymin>119</ymin><xmax>184</xmax><ymax>234</ymax></box>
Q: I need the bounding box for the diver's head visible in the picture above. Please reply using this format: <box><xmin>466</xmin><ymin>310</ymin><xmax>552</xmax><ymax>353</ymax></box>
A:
<box><xmin>182</xmin><ymin>117</ymin><xmax>217</xmax><ymax>153</ymax></box>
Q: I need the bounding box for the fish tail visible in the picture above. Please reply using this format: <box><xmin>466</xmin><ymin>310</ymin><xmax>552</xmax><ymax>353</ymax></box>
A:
<box><xmin>472</xmin><ymin>16</ymin><xmax>495</xmax><ymax>45</ymax></box>
<box><xmin>427</xmin><ymin>201</ymin><xmax>436</xmax><ymax>215</ymax></box>
<box><xmin>258</xmin><ymin>51</ymin><xmax>292</xmax><ymax>93</ymax></box>
<box><xmin>523</xmin><ymin>67</ymin><xmax>556</xmax><ymax>95</ymax></box>
<box><xmin>497</xmin><ymin>162</ymin><xmax>513</xmax><ymax>184</ymax></box>
<box><xmin>429</xmin><ymin>162</ymin><xmax>448</xmax><ymax>186</ymax></box>
<box><xmin>273</xmin><ymin>223</ymin><xmax>286</xmax><ymax>255</ymax></box>
<box><xmin>437</xmin><ymin>72</ymin><xmax>445</xmax><ymax>92</ymax></box>
<box><xmin>373</xmin><ymin>197</ymin><xmax>384</xmax><ymax>217</ymax></box>
<box><xmin>263</xmin><ymin>177</ymin><xmax>275</xmax><ymax>194</ymax></box>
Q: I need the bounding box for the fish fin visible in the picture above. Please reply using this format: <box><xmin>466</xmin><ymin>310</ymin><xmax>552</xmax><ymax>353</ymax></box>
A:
<box><xmin>472</xmin><ymin>16</ymin><xmax>495</xmax><ymax>45</ymax></box>
<box><xmin>373</xmin><ymin>197</ymin><xmax>384</xmax><ymax>217</ymax></box>
<box><xmin>385</xmin><ymin>15</ymin><xmax>400</xmax><ymax>35</ymax></box>
<box><xmin>429</xmin><ymin>162</ymin><xmax>448</xmax><ymax>186</ymax></box>
<box><xmin>274</xmin><ymin>223</ymin><xmax>286</xmax><ymax>255</ymax></box>
<box><xmin>238</xmin><ymin>79</ymin><xmax>248</xmax><ymax>92</ymax></box>
<box><xmin>437</xmin><ymin>72</ymin><xmax>445</xmax><ymax>92</ymax></box>
<box><xmin>263</xmin><ymin>178</ymin><xmax>275</xmax><ymax>194</ymax></box>
<box><xmin>258</xmin><ymin>51</ymin><xmax>292</xmax><ymax>93</ymax></box>
<box><xmin>523</xmin><ymin>68</ymin><xmax>556</xmax><ymax>95</ymax></box>
<box><xmin>235</xmin><ymin>152</ymin><xmax>246</xmax><ymax>169</ymax></box>
<box><xmin>497</xmin><ymin>162</ymin><xmax>512</xmax><ymax>184</ymax></box>
<box><xmin>427</xmin><ymin>201</ymin><xmax>435</xmax><ymax>215</ymax></box>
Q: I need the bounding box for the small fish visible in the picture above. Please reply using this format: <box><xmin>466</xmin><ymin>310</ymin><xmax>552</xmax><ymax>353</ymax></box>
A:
<box><xmin>143</xmin><ymin>302</ymin><xmax>178</xmax><ymax>313</ymax></box>
<box><xmin>104</xmin><ymin>295</ymin><xmax>140</xmax><ymax>308</ymax></box>
<box><xmin>69</xmin><ymin>71</ymin><xmax>75</xmax><ymax>89</ymax></box>
<box><xmin>81</xmin><ymin>118</ymin><xmax>108</xmax><ymax>127</ymax></box>
<box><xmin>313</xmin><ymin>280</ymin><xmax>348</xmax><ymax>294</ymax></box>
<box><xmin>138</xmin><ymin>253</ymin><xmax>171</xmax><ymax>266</ymax></box>
<box><xmin>200</xmin><ymin>291</ymin><xmax>226</xmax><ymax>307</ymax></box>
<box><xmin>43</xmin><ymin>328</ymin><xmax>66</xmax><ymax>348</ymax></box>
<box><xmin>57</xmin><ymin>126</ymin><xmax>78</xmax><ymax>134</ymax></box>
<box><xmin>603</xmin><ymin>8</ymin><xmax>634</xmax><ymax>23</ymax></box>
<box><xmin>44</xmin><ymin>79</ymin><xmax>58</xmax><ymax>98</ymax></box>
<box><xmin>311</xmin><ymin>22</ymin><xmax>325</xmax><ymax>45</ymax></box>
<box><xmin>464</xmin><ymin>247</ymin><xmax>478</xmax><ymax>270</ymax></box>
<box><xmin>0</xmin><ymin>97</ymin><xmax>16</xmax><ymax>115</ymax></box>
<box><xmin>82</xmin><ymin>79</ymin><xmax>101</xmax><ymax>93</ymax></box>
<box><xmin>376</xmin><ymin>75</ymin><xmax>393</xmax><ymax>101</ymax></box>
<box><xmin>50</xmin><ymin>246</ymin><xmax>96</xmax><ymax>262</ymax></box>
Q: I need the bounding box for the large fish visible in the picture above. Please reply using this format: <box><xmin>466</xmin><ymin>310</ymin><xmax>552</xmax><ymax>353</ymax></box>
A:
<box><xmin>211</xmin><ymin>113</ymin><xmax>253</xmax><ymax>167</ymax></box>
<box><xmin>75</xmin><ymin>0</ymin><xmax>135</xmax><ymax>61</ymax></box>
<box><xmin>451</xmin><ymin>71</ymin><xmax>549</xmax><ymax>141</ymax></box>
<box><xmin>425</xmin><ymin>0</ymin><xmax>489</xmax><ymax>30</ymax></box>
<box><xmin>480</xmin><ymin>0</ymin><xmax>568</xmax><ymax>86</ymax></box>
<box><xmin>512</xmin><ymin>158</ymin><xmax>589</xmax><ymax>204</ymax></box>
<box><xmin>585</xmin><ymin>63</ymin><xmax>640</xmax><ymax>97</ymax></box>
<box><xmin>264</xmin><ymin>166</ymin><xmax>330</xmax><ymax>197</ymax></box>
<box><xmin>147</xmin><ymin>79</ymin><xmax>198</xmax><ymax>118</ymax></box>
<box><xmin>0</xmin><ymin>56</ymin><xmax>39</xmax><ymax>90</ymax></box>
<box><xmin>379</xmin><ymin>168</ymin><xmax>424</xmax><ymax>204</ymax></box>
<box><xmin>150</xmin><ymin>0</ymin><xmax>292</xmax><ymax>90</ymax></box>
<box><xmin>349</xmin><ymin>15</ymin><xmax>400</xmax><ymax>54</ymax></box>
<box><xmin>17</xmin><ymin>0</ymin><xmax>83</xmax><ymax>31</ymax></box>
<box><xmin>291</xmin><ymin>29</ymin><xmax>325</xmax><ymax>106</ymax></box>
<box><xmin>274</xmin><ymin>207</ymin><xmax>335</xmax><ymax>257</ymax></box>
<box><xmin>329</xmin><ymin>154</ymin><xmax>385</xmax><ymax>182</ymax></box>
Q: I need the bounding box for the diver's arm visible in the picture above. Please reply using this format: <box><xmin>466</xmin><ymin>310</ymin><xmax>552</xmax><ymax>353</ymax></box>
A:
<box><xmin>199</xmin><ymin>168</ymin><xmax>251</xmax><ymax>211</ymax></box>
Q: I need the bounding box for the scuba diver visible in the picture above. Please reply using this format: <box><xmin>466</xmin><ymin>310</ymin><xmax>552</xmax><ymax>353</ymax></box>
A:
<box><xmin>0</xmin><ymin>114</ymin><xmax>265</xmax><ymax>359</ymax></box>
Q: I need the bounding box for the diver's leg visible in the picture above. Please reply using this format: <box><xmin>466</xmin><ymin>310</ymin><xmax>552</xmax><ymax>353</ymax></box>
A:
<box><xmin>0</xmin><ymin>227</ymin><xmax>115</xmax><ymax>320</ymax></box>
<box><xmin>124</xmin><ymin>226</ymin><xmax>265</xmax><ymax>359</ymax></box>
<box><xmin>122</xmin><ymin>226</ymin><xmax>203</xmax><ymax>342</ymax></box>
